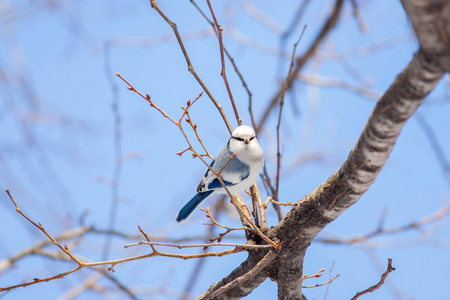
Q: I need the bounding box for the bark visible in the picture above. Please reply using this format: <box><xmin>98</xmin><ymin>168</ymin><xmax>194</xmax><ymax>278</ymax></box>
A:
<box><xmin>197</xmin><ymin>249</ymin><xmax>275</xmax><ymax>300</ymax></box>
<box><xmin>401</xmin><ymin>0</ymin><xmax>450</xmax><ymax>72</ymax></box>
<box><xmin>200</xmin><ymin>1</ymin><xmax>449</xmax><ymax>299</ymax></box>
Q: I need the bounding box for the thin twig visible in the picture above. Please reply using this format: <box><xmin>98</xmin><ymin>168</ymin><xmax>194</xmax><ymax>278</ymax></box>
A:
<box><xmin>116</xmin><ymin>74</ymin><xmax>278</xmax><ymax>248</ymax></box>
<box><xmin>200</xmin><ymin>207</ymin><xmax>244</xmax><ymax>244</ymax></box>
<box><xmin>302</xmin><ymin>274</ymin><xmax>339</xmax><ymax>289</ymax></box>
<box><xmin>116</xmin><ymin>73</ymin><xmax>179</xmax><ymax>124</ymax></box>
<box><xmin>5</xmin><ymin>190</ymin><xmax>82</xmax><ymax>265</ymax></box>
<box><xmin>181</xmin><ymin>197</ymin><xmax>227</xmax><ymax>299</ymax></box>
<box><xmin>264</xmin><ymin>196</ymin><xmax>295</xmax><ymax>207</ymax></box>
<box><xmin>138</xmin><ymin>225</ymin><xmax>157</xmax><ymax>252</ymax></box>
<box><xmin>185</xmin><ymin>111</ymin><xmax>214</xmax><ymax>159</ymax></box>
<box><xmin>298</xmin><ymin>74</ymin><xmax>381</xmax><ymax>100</ymax></box>
<box><xmin>315</xmin><ymin>205</ymin><xmax>450</xmax><ymax>244</ymax></box>
<box><xmin>277</xmin><ymin>0</ymin><xmax>311</xmax><ymax>78</ymax></box>
<box><xmin>103</xmin><ymin>40</ymin><xmax>123</xmax><ymax>261</ymax></box>
<box><xmin>190</xmin><ymin>0</ymin><xmax>253</xmax><ymax>127</ymax></box>
<box><xmin>257</xmin><ymin>0</ymin><xmax>344</xmax><ymax>132</ymax></box>
<box><xmin>0</xmin><ymin>190</ymin><xmax>247</xmax><ymax>293</ymax></box>
<box><xmin>124</xmin><ymin>241</ymin><xmax>272</xmax><ymax>250</ymax></box>
<box><xmin>351</xmin><ymin>259</ymin><xmax>395</xmax><ymax>300</ymax></box>
<box><xmin>303</xmin><ymin>274</ymin><xmax>340</xmax><ymax>288</ymax></box>
<box><xmin>149</xmin><ymin>0</ymin><xmax>233</xmax><ymax>133</ymax></box>
<box><xmin>275</xmin><ymin>26</ymin><xmax>307</xmax><ymax>203</ymax></box>
<box><xmin>178</xmin><ymin>92</ymin><xmax>203</xmax><ymax>124</ymax></box>
<box><xmin>350</xmin><ymin>0</ymin><xmax>367</xmax><ymax>33</ymax></box>
<box><xmin>261</xmin><ymin>165</ymin><xmax>283</xmax><ymax>221</ymax></box>
<box><xmin>241</xmin><ymin>0</ymin><xmax>283</xmax><ymax>35</ymax></box>
<box><xmin>323</xmin><ymin>262</ymin><xmax>335</xmax><ymax>300</ymax></box>
<box><xmin>218</xmin><ymin>153</ymin><xmax>237</xmax><ymax>175</ymax></box>
<box><xmin>302</xmin><ymin>268</ymin><xmax>325</xmax><ymax>280</ymax></box>
<box><xmin>205</xmin><ymin>0</ymin><xmax>241</xmax><ymax>126</ymax></box>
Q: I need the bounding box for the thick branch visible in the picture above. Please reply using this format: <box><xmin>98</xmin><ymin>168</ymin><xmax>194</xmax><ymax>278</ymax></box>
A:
<box><xmin>401</xmin><ymin>0</ymin><xmax>450</xmax><ymax>72</ymax></box>
<box><xmin>202</xmin><ymin>47</ymin><xmax>445</xmax><ymax>300</ymax></box>
<box><xmin>198</xmin><ymin>250</ymin><xmax>277</xmax><ymax>300</ymax></box>
<box><xmin>196</xmin><ymin>2</ymin><xmax>450</xmax><ymax>299</ymax></box>
<box><xmin>197</xmin><ymin>249</ymin><xmax>274</xmax><ymax>300</ymax></box>
<box><xmin>271</xmin><ymin>50</ymin><xmax>444</xmax><ymax>246</ymax></box>
<box><xmin>276</xmin><ymin>248</ymin><xmax>306</xmax><ymax>300</ymax></box>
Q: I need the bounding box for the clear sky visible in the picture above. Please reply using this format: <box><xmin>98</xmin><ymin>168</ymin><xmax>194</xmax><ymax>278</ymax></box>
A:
<box><xmin>1</xmin><ymin>1</ymin><xmax>449</xmax><ymax>299</ymax></box>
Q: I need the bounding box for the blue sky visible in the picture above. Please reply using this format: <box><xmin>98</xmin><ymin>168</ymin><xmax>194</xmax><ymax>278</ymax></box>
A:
<box><xmin>1</xmin><ymin>1</ymin><xmax>449</xmax><ymax>299</ymax></box>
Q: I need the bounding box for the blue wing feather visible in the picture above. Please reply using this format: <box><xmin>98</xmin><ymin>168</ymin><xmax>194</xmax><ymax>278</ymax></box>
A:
<box><xmin>207</xmin><ymin>178</ymin><xmax>234</xmax><ymax>190</ymax></box>
<box><xmin>200</xmin><ymin>139</ymin><xmax>250</xmax><ymax>189</ymax></box>
<box><xmin>175</xmin><ymin>190</ymin><xmax>214</xmax><ymax>223</ymax></box>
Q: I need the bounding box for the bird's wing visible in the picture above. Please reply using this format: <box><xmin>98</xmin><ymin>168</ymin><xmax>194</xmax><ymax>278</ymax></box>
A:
<box><xmin>197</xmin><ymin>140</ymin><xmax>249</xmax><ymax>192</ymax></box>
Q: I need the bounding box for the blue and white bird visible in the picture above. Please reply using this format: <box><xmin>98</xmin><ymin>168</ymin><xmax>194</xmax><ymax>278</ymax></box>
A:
<box><xmin>175</xmin><ymin>125</ymin><xmax>264</xmax><ymax>223</ymax></box>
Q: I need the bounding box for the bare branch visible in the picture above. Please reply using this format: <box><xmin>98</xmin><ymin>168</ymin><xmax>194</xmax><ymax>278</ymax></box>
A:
<box><xmin>298</xmin><ymin>74</ymin><xmax>381</xmax><ymax>100</ymax></box>
<box><xmin>117</xmin><ymin>72</ymin><xmax>278</xmax><ymax>248</ymax></box>
<box><xmin>257</xmin><ymin>0</ymin><xmax>344</xmax><ymax>132</ymax></box>
<box><xmin>1</xmin><ymin>191</ymin><xmax>245</xmax><ymax>292</ymax></box>
<box><xmin>124</xmin><ymin>241</ymin><xmax>272</xmax><ymax>250</ymax></box>
<box><xmin>189</xmin><ymin>0</ymin><xmax>254</xmax><ymax>129</ymax></box>
<box><xmin>401</xmin><ymin>0</ymin><xmax>450</xmax><ymax>72</ymax></box>
<box><xmin>198</xmin><ymin>250</ymin><xmax>277</xmax><ymax>300</ymax></box>
<box><xmin>351</xmin><ymin>259</ymin><xmax>395</xmax><ymax>300</ymax></box>
<box><xmin>149</xmin><ymin>0</ymin><xmax>233</xmax><ymax>133</ymax></box>
<box><xmin>205</xmin><ymin>0</ymin><xmax>241</xmax><ymax>126</ymax></box>
<box><xmin>350</xmin><ymin>0</ymin><xmax>367</xmax><ymax>33</ymax></box>
<box><xmin>200</xmin><ymin>207</ymin><xmax>244</xmax><ymax>244</ymax></box>
<box><xmin>303</xmin><ymin>274</ymin><xmax>339</xmax><ymax>289</ymax></box>
<box><xmin>5</xmin><ymin>190</ymin><xmax>82</xmax><ymax>265</ymax></box>
<box><xmin>184</xmin><ymin>111</ymin><xmax>214</xmax><ymax>159</ymax></box>
<box><xmin>206</xmin><ymin>2</ymin><xmax>449</xmax><ymax>294</ymax></box>
<box><xmin>103</xmin><ymin>40</ymin><xmax>123</xmax><ymax>261</ymax></box>
<box><xmin>250</xmin><ymin>183</ymin><xmax>267</xmax><ymax>230</ymax></box>
<box><xmin>275</xmin><ymin>26</ymin><xmax>307</xmax><ymax>204</ymax></box>
<box><xmin>316</xmin><ymin>205</ymin><xmax>450</xmax><ymax>245</ymax></box>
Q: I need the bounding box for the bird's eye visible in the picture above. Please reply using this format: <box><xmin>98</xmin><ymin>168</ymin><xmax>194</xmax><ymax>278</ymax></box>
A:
<box><xmin>250</xmin><ymin>136</ymin><xmax>255</xmax><ymax>141</ymax></box>
<box><xmin>232</xmin><ymin>136</ymin><xmax>244</xmax><ymax>142</ymax></box>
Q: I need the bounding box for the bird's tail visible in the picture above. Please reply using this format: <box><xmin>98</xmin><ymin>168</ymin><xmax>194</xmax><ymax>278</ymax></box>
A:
<box><xmin>175</xmin><ymin>190</ymin><xmax>214</xmax><ymax>223</ymax></box>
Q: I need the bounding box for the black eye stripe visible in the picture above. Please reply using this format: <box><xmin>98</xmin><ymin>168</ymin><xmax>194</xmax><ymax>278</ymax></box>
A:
<box><xmin>232</xmin><ymin>136</ymin><xmax>256</xmax><ymax>142</ymax></box>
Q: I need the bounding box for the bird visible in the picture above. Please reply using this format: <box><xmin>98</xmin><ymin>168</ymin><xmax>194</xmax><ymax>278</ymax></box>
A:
<box><xmin>175</xmin><ymin>125</ymin><xmax>264</xmax><ymax>223</ymax></box>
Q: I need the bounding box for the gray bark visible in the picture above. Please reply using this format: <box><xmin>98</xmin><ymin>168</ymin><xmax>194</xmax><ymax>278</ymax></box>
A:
<box><xmin>199</xmin><ymin>0</ymin><xmax>450</xmax><ymax>299</ymax></box>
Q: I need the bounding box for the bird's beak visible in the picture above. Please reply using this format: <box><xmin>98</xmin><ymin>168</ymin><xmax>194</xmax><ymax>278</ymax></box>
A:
<box><xmin>244</xmin><ymin>139</ymin><xmax>250</xmax><ymax>144</ymax></box>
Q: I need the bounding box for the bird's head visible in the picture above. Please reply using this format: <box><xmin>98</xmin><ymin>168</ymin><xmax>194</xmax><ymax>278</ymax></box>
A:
<box><xmin>229</xmin><ymin>125</ymin><xmax>263</xmax><ymax>163</ymax></box>
<box><xmin>231</xmin><ymin>125</ymin><xmax>256</xmax><ymax>144</ymax></box>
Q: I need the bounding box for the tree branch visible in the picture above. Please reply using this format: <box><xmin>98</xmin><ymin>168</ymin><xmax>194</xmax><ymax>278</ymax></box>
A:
<box><xmin>351</xmin><ymin>258</ymin><xmax>395</xmax><ymax>300</ymax></box>
<box><xmin>200</xmin><ymin>1</ymin><xmax>448</xmax><ymax>295</ymax></box>
<box><xmin>257</xmin><ymin>0</ymin><xmax>344</xmax><ymax>132</ymax></box>
<box><xmin>401</xmin><ymin>0</ymin><xmax>450</xmax><ymax>73</ymax></box>
<box><xmin>198</xmin><ymin>250</ymin><xmax>277</xmax><ymax>300</ymax></box>
<box><xmin>149</xmin><ymin>0</ymin><xmax>233</xmax><ymax>133</ymax></box>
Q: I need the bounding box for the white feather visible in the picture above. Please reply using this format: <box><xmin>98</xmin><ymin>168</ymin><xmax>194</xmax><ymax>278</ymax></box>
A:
<box><xmin>175</xmin><ymin>125</ymin><xmax>264</xmax><ymax>222</ymax></box>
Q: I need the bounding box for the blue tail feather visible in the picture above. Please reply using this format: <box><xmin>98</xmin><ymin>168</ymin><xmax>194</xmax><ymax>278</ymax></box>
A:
<box><xmin>175</xmin><ymin>190</ymin><xmax>214</xmax><ymax>223</ymax></box>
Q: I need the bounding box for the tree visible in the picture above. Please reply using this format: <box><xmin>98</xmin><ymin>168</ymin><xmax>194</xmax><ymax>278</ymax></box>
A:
<box><xmin>1</xmin><ymin>1</ymin><xmax>449</xmax><ymax>299</ymax></box>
